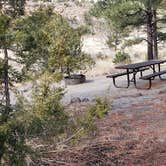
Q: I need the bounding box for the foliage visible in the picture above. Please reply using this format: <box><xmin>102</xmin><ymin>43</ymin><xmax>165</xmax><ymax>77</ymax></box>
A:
<box><xmin>86</xmin><ymin>98</ymin><xmax>109</xmax><ymax>119</ymax></box>
<box><xmin>106</xmin><ymin>28</ymin><xmax>130</xmax><ymax>51</ymax></box>
<box><xmin>25</xmin><ymin>74</ymin><xmax>68</xmax><ymax>138</ymax></box>
<box><xmin>78</xmin><ymin>98</ymin><xmax>110</xmax><ymax>136</ymax></box>
<box><xmin>46</xmin><ymin>18</ymin><xmax>94</xmax><ymax>76</ymax></box>
<box><xmin>0</xmin><ymin>14</ymin><xmax>12</xmax><ymax>48</ymax></box>
<box><xmin>90</xmin><ymin>0</ymin><xmax>166</xmax><ymax>59</ymax></box>
<box><xmin>12</xmin><ymin>7</ymin><xmax>94</xmax><ymax>77</ymax></box>
<box><xmin>84</xmin><ymin>12</ymin><xmax>92</xmax><ymax>26</ymax></box>
<box><xmin>89</xmin><ymin>0</ymin><xmax>106</xmax><ymax>18</ymax></box>
<box><xmin>158</xmin><ymin>31</ymin><xmax>166</xmax><ymax>42</ymax></box>
<box><xmin>8</xmin><ymin>0</ymin><xmax>26</xmax><ymax>17</ymax></box>
<box><xmin>0</xmin><ymin>61</ymin><xmax>111</xmax><ymax>163</ymax></box>
<box><xmin>0</xmin><ymin>80</ymin><xmax>111</xmax><ymax>164</ymax></box>
<box><xmin>90</xmin><ymin>1</ymin><xmax>131</xmax><ymax>51</ymax></box>
<box><xmin>123</xmin><ymin>38</ymin><xmax>144</xmax><ymax>48</ymax></box>
<box><xmin>91</xmin><ymin>0</ymin><xmax>164</xmax><ymax>29</ymax></box>
<box><xmin>11</xmin><ymin>7</ymin><xmax>57</xmax><ymax>70</ymax></box>
<box><xmin>0</xmin><ymin>3</ymin><xmax>98</xmax><ymax>165</ymax></box>
<box><xmin>0</xmin><ymin>58</ymin><xmax>4</xmax><ymax>83</ymax></box>
<box><xmin>77</xmin><ymin>25</ymin><xmax>92</xmax><ymax>35</ymax></box>
<box><xmin>96</xmin><ymin>52</ymin><xmax>108</xmax><ymax>60</ymax></box>
<box><xmin>0</xmin><ymin>115</ymin><xmax>34</xmax><ymax>166</ymax></box>
<box><xmin>0</xmin><ymin>2</ymin><xmax>94</xmax><ymax>161</ymax></box>
<box><xmin>0</xmin><ymin>74</ymin><xmax>68</xmax><ymax>164</ymax></box>
<box><xmin>113</xmin><ymin>51</ymin><xmax>131</xmax><ymax>64</ymax></box>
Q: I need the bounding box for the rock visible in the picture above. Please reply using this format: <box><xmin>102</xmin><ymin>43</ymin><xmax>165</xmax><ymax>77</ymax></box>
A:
<box><xmin>138</xmin><ymin>93</ymin><xmax>143</xmax><ymax>96</ymax></box>
<box><xmin>70</xmin><ymin>97</ymin><xmax>81</xmax><ymax>103</ymax></box>
<box><xmin>158</xmin><ymin>89</ymin><xmax>166</xmax><ymax>94</ymax></box>
<box><xmin>82</xmin><ymin>98</ymin><xmax>89</xmax><ymax>102</ymax></box>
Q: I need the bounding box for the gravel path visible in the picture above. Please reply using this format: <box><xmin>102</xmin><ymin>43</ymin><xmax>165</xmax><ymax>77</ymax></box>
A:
<box><xmin>7</xmin><ymin>73</ymin><xmax>166</xmax><ymax>105</ymax></box>
<box><xmin>63</xmin><ymin>74</ymin><xmax>166</xmax><ymax>104</ymax></box>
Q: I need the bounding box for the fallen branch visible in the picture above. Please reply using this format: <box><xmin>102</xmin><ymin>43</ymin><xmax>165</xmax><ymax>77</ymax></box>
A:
<box><xmin>56</xmin><ymin>128</ymin><xmax>84</xmax><ymax>146</ymax></box>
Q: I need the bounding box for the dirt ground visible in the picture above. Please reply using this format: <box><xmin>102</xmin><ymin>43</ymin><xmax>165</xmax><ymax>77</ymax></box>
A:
<box><xmin>37</xmin><ymin>80</ymin><xmax>166</xmax><ymax>166</ymax></box>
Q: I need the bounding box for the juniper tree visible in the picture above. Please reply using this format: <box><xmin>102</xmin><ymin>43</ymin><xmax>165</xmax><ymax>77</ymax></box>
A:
<box><xmin>11</xmin><ymin>7</ymin><xmax>94</xmax><ymax>77</ymax></box>
<box><xmin>0</xmin><ymin>4</ymin><xmax>94</xmax><ymax>164</ymax></box>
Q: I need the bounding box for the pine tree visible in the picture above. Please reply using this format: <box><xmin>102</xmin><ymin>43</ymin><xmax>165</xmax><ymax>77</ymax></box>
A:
<box><xmin>0</xmin><ymin>0</ymin><xmax>26</xmax><ymax>114</ymax></box>
<box><xmin>91</xmin><ymin>0</ymin><xmax>166</xmax><ymax>60</ymax></box>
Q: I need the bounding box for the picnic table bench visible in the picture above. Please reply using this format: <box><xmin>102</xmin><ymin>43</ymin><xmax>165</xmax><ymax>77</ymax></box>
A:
<box><xmin>107</xmin><ymin>59</ymin><xmax>166</xmax><ymax>89</ymax></box>
<box><xmin>140</xmin><ymin>70</ymin><xmax>166</xmax><ymax>89</ymax></box>
<box><xmin>106</xmin><ymin>67</ymin><xmax>149</xmax><ymax>88</ymax></box>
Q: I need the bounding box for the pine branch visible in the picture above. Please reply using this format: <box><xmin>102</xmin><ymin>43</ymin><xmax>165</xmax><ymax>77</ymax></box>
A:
<box><xmin>8</xmin><ymin>57</ymin><xmax>21</xmax><ymax>63</ymax></box>
<box><xmin>152</xmin><ymin>18</ymin><xmax>166</xmax><ymax>25</ymax></box>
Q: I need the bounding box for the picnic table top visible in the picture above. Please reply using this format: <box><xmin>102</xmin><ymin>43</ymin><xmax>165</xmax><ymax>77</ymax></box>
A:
<box><xmin>115</xmin><ymin>59</ymin><xmax>166</xmax><ymax>70</ymax></box>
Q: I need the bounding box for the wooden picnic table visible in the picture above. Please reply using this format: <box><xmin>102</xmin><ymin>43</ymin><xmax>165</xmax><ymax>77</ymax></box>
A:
<box><xmin>115</xmin><ymin>59</ymin><xmax>166</xmax><ymax>70</ymax></box>
<box><xmin>107</xmin><ymin>59</ymin><xmax>166</xmax><ymax>89</ymax></box>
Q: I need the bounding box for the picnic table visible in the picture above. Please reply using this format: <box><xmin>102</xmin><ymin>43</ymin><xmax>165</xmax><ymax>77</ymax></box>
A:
<box><xmin>107</xmin><ymin>59</ymin><xmax>166</xmax><ymax>89</ymax></box>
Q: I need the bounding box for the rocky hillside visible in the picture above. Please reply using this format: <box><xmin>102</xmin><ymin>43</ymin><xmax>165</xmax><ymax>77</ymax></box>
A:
<box><xmin>26</xmin><ymin>0</ymin><xmax>91</xmax><ymax>25</ymax></box>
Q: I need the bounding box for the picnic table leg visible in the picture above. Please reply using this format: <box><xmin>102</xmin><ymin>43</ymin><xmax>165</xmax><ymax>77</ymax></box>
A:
<box><xmin>133</xmin><ymin>70</ymin><xmax>136</xmax><ymax>84</ymax></box>
<box><xmin>158</xmin><ymin>63</ymin><xmax>166</xmax><ymax>80</ymax></box>
<box><xmin>148</xmin><ymin>65</ymin><xmax>156</xmax><ymax>80</ymax></box>
<box><xmin>140</xmin><ymin>70</ymin><xmax>143</xmax><ymax>77</ymax></box>
<box><xmin>149</xmin><ymin>64</ymin><xmax>156</xmax><ymax>72</ymax></box>
<box><xmin>152</xmin><ymin>64</ymin><xmax>156</xmax><ymax>73</ymax></box>
<box><xmin>133</xmin><ymin>69</ymin><xmax>152</xmax><ymax>89</ymax></box>
<box><xmin>158</xmin><ymin>63</ymin><xmax>161</xmax><ymax>72</ymax></box>
<box><xmin>135</xmin><ymin>78</ymin><xmax>152</xmax><ymax>89</ymax></box>
<box><xmin>128</xmin><ymin>69</ymin><xmax>139</xmax><ymax>88</ymax></box>
<box><xmin>112</xmin><ymin>70</ymin><xmax>130</xmax><ymax>88</ymax></box>
<box><xmin>127</xmin><ymin>69</ymin><xmax>130</xmax><ymax>87</ymax></box>
<box><xmin>112</xmin><ymin>77</ymin><xmax>130</xmax><ymax>88</ymax></box>
<box><xmin>147</xmin><ymin>79</ymin><xmax>152</xmax><ymax>89</ymax></box>
<box><xmin>133</xmin><ymin>69</ymin><xmax>138</xmax><ymax>88</ymax></box>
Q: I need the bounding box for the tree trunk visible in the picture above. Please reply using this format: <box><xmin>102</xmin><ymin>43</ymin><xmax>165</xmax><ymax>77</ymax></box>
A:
<box><xmin>0</xmin><ymin>2</ymin><xmax>2</xmax><ymax>11</ymax></box>
<box><xmin>4</xmin><ymin>48</ymin><xmax>10</xmax><ymax>113</ymax></box>
<box><xmin>152</xmin><ymin>9</ymin><xmax>158</xmax><ymax>59</ymax></box>
<box><xmin>0</xmin><ymin>136</ymin><xmax>5</xmax><ymax>163</ymax></box>
<box><xmin>0</xmin><ymin>48</ymin><xmax>10</xmax><ymax>163</ymax></box>
<box><xmin>66</xmin><ymin>65</ymin><xmax>71</xmax><ymax>77</ymax></box>
<box><xmin>147</xmin><ymin>9</ymin><xmax>153</xmax><ymax>60</ymax></box>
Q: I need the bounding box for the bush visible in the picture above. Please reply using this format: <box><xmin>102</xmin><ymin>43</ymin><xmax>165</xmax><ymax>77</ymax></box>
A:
<box><xmin>58</xmin><ymin>98</ymin><xmax>110</xmax><ymax>145</ymax></box>
<box><xmin>113</xmin><ymin>51</ymin><xmax>131</xmax><ymax>64</ymax></box>
<box><xmin>0</xmin><ymin>74</ymin><xmax>68</xmax><ymax>164</ymax></box>
<box><xmin>84</xmin><ymin>13</ymin><xmax>92</xmax><ymax>26</ymax></box>
<box><xmin>79</xmin><ymin>98</ymin><xmax>110</xmax><ymax>136</ymax></box>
